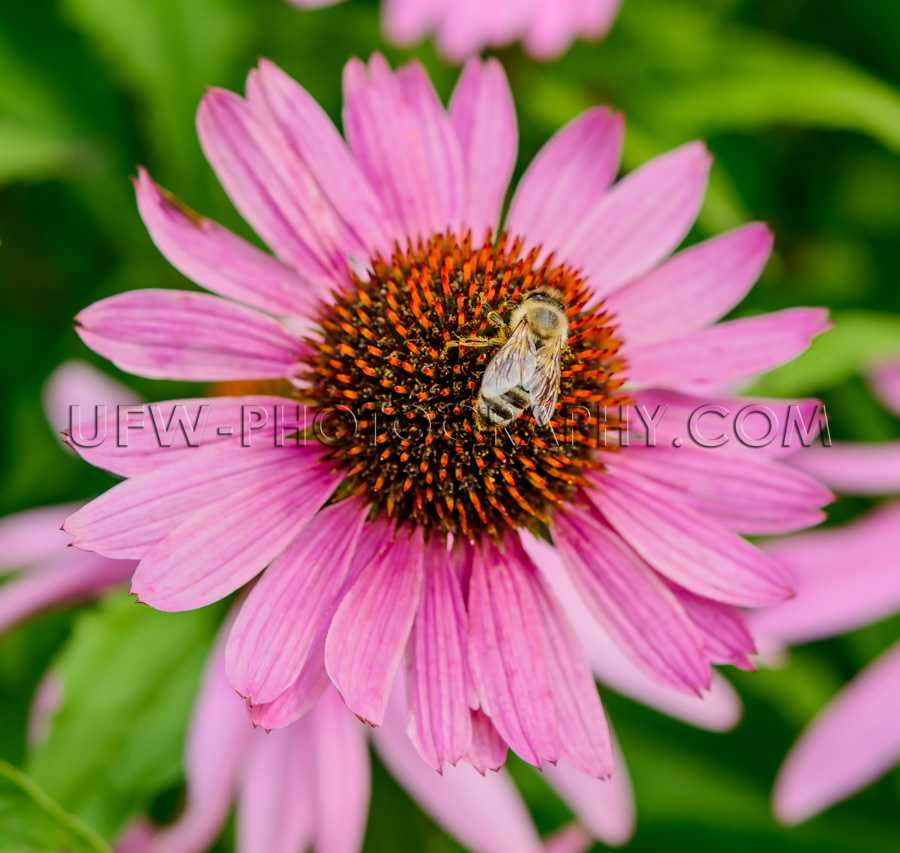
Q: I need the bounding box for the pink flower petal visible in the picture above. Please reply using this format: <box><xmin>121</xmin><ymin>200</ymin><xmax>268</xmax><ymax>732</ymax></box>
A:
<box><xmin>627</xmin><ymin>390</ymin><xmax>827</xmax><ymax>459</ymax></box>
<box><xmin>524</xmin><ymin>539</ymin><xmax>614</xmax><ymax>778</ymax></box>
<box><xmin>789</xmin><ymin>442</ymin><xmax>900</xmax><ymax>495</ymax></box>
<box><xmin>42</xmin><ymin>360</ymin><xmax>137</xmax><ymax>436</ymax></box>
<box><xmin>773</xmin><ymin>640</ymin><xmax>900</xmax><ymax>824</ymax></box>
<box><xmin>248</xmin><ymin>631</ymin><xmax>331</xmax><ymax>729</ymax></box>
<box><xmin>505</xmin><ymin>107</ymin><xmax>623</xmax><ymax>263</ymax></box>
<box><xmin>589</xmin><ymin>469</ymin><xmax>794</xmax><ymax>607</ymax></box>
<box><xmin>469</xmin><ymin>535</ymin><xmax>614</xmax><ymax>776</ymax></box>
<box><xmin>542</xmin><ymin>737</ymin><xmax>635</xmax><ymax>848</ymax></box>
<box><xmin>542</xmin><ymin>825</ymin><xmax>593</xmax><ymax>853</ymax></box>
<box><xmin>523</xmin><ymin>0</ymin><xmax>621</xmax><ymax>59</ymax></box>
<box><xmin>606</xmin><ymin>223</ymin><xmax>773</xmax><ymax>347</ymax></box>
<box><xmin>520</xmin><ymin>3</ymin><xmax>583</xmax><ymax>60</ymax></box>
<box><xmin>147</xmin><ymin>627</ymin><xmax>254</xmax><ymax>853</ymax></box>
<box><xmin>227</xmin><ymin>498</ymin><xmax>367</xmax><ymax>705</ymax></box>
<box><xmin>65</xmin><ymin>442</ymin><xmax>321</xmax><ymax>559</ymax></box>
<box><xmin>66</xmin><ymin>395</ymin><xmax>306</xmax><ymax>478</ymax></box>
<box><xmin>75</xmin><ymin>290</ymin><xmax>304</xmax><ymax>382</ymax></box>
<box><xmin>135</xmin><ymin>168</ymin><xmax>328</xmax><ymax>315</ymax></box>
<box><xmin>116</xmin><ymin>820</ymin><xmax>155</xmax><ymax>853</ymax></box>
<box><xmin>541</xmin><ymin>543</ymin><xmax>742</xmax><ymax>731</ymax></box>
<box><xmin>253</xmin><ymin>59</ymin><xmax>395</xmax><ymax>260</ymax></box>
<box><xmin>449</xmin><ymin>58</ymin><xmax>517</xmax><ymax>242</ymax></box>
<box><xmin>601</xmin><ymin>650</ymin><xmax>742</xmax><ymax>733</ymax></box>
<box><xmin>625</xmin><ymin>308</ymin><xmax>830</xmax><ymax>388</ymax></box>
<box><xmin>754</xmin><ymin>503</ymin><xmax>900</xmax><ymax>646</ymax></box>
<box><xmin>197</xmin><ymin>87</ymin><xmax>346</xmax><ymax>278</ymax></box>
<box><xmin>467</xmin><ymin>538</ymin><xmax>559</xmax><ymax>769</ymax></box>
<box><xmin>435</xmin><ymin>0</ymin><xmax>529</xmax><ymax>63</ymax></box>
<box><xmin>668</xmin><ymin>585</ymin><xmax>756</xmax><ymax>670</ymax></box>
<box><xmin>325</xmin><ymin>530</ymin><xmax>426</xmax><ymax>725</ymax></box>
<box><xmin>382</xmin><ymin>0</ymin><xmax>440</xmax><ymax>46</ymax></box>
<box><xmin>130</xmin><ymin>455</ymin><xmax>338</xmax><ymax>611</ymax></box>
<box><xmin>406</xmin><ymin>537</ymin><xmax>472</xmax><ymax>770</ymax></box>
<box><xmin>308</xmin><ymin>688</ymin><xmax>371</xmax><ymax>853</ymax></box>
<box><xmin>868</xmin><ymin>358</ymin><xmax>900</xmax><ymax>417</ymax></box>
<box><xmin>342</xmin><ymin>55</ymin><xmax>464</xmax><ymax>242</ymax></box>
<box><xmin>464</xmin><ymin>708</ymin><xmax>509</xmax><ymax>773</ymax></box>
<box><xmin>237</xmin><ymin>726</ymin><xmax>314</xmax><ymax>853</ymax></box>
<box><xmin>0</xmin><ymin>550</ymin><xmax>133</xmax><ymax>635</ymax></box>
<box><xmin>373</xmin><ymin>684</ymin><xmax>544</xmax><ymax>853</ymax></box>
<box><xmin>241</xmin><ymin>69</ymin><xmax>374</xmax><ymax>273</ymax></box>
<box><xmin>563</xmin><ymin>142</ymin><xmax>711</xmax><ymax>298</ymax></box>
<box><xmin>583</xmin><ymin>0</ymin><xmax>624</xmax><ymax>33</ymax></box>
<box><xmin>397</xmin><ymin>59</ymin><xmax>467</xmax><ymax>227</ymax></box>
<box><xmin>532</xmin><ymin>522</ymin><xmax>709</xmax><ymax>695</ymax></box>
<box><xmin>0</xmin><ymin>503</ymin><xmax>81</xmax><ymax>570</ymax></box>
<box><xmin>613</xmin><ymin>447</ymin><xmax>832</xmax><ymax>535</ymax></box>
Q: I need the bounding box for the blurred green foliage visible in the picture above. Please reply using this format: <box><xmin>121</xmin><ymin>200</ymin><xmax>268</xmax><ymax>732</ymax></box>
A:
<box><xmin>26</xmin><ymin>596</ymin><xmax>219</xmax><ymax>839</ymax></box>
<box><xmin>1</xmin><ymin>0</ymin><xmax>899</xmax><ymax>850</ymax></box>
<box><xmin>0</xmin><ymin>761</ymin><xmax>109</xmax><ymax>853</ymax></box>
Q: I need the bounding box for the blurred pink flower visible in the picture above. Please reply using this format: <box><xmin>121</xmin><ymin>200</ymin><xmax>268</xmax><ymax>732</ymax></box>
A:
<box><xmin>0</xmin><ymin>362</ymin><xmax>138</xmax><ymax>633</ymax></box>
<box><xmin>788</xmin><ymin>358</ymin><xmax>900</xmax><ymax>495</ymax></box>
<box><xmin>753</xmin><ymin>357</ymin><xmax>900</xmax><ymax>824</ymax></box>
<box><xmin>121</xmin><ymin>618</ymin><xmax>633</xmax><ymax>853</ymax></box>
<box><xmin>288</xmin><ymin>0</ymin><xmax>623</xmax><ymax>61</ymax></box>
<box><xmin>65</xmin><ymin>55</ymin><xmax>830</xmax><ymax>778</ymax></box>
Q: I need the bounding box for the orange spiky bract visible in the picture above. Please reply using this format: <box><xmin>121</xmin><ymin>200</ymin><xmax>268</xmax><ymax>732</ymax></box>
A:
<box><xmin>300</xmin><ymin>231</ymin><xmax>629</xmax><ymax>542</ymax></box>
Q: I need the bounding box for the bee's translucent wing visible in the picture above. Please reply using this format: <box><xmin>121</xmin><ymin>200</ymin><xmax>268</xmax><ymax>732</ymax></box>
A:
<box><xmin>529</xmin><ymin>335</ymin><xmax>564</xmax><ymax>426</ymax></box>
<box><xmin>480</xmin><ymin>321</ymin><xmax>537</xmax><ymax>397</ymax></box>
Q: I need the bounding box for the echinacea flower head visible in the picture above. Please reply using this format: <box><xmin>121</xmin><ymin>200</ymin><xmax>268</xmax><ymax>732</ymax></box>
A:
<box><xmin>752</xmin><ymin>357</ymin><xmax>900</xmax><ymax>824</ymax></box>
<box><xmin>66</xmin><ymin>55</ymin><xmax>831</xmax><ymax>777</ymax></box>
<box><xmin>288</xmin><ymin>0</ymin><xmax>622</xmax><ymax>61</ymax></box>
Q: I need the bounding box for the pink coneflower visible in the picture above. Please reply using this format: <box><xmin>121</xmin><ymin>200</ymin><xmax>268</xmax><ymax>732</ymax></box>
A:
<box><xmin>753</xmin><ymin>358</ymin><xmax>900</xmax><ymax>824</ymax></box>
<box><xmin>288</xmin><ymin>0</ymin><xmax>622</xmax><ymax>61</ymax></box>
<box><xmin>10</xmin><ymin>362</ymin><xmax>636</xmax><ymax>851</ymax></box>
<box><xmin>65</xmin><ymin>55</ymin><xmax>831</xmax><ymax>778</ymax></box>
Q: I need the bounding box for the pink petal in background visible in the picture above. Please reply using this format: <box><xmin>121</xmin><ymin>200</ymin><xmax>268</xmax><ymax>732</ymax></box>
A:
<box><xmin>773</xmin><ymin>639</ymin><xmax>900</xmax><ymax>824</ymax></box>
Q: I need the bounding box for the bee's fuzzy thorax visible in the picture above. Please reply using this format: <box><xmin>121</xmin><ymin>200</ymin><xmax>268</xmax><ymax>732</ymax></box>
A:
<box><xmin>298</xmin><ymin>230</ymin><xmax>628</xmax><ymax>542</ymax></box>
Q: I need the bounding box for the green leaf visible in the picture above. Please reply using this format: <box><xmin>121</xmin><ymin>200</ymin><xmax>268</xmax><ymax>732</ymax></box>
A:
<box><xmin>613</xmin><ymin>0</ymin><xmax>900</xmax><ymax>155</ymax></box>
<box><xmin>0</xmin><ymin>761</ymin><xmax>109</xmax><ymax>853</ymax></box>
<box><xmin>60</xmin><ymin>0</ymin><xmax>251</xmax><ymax>190</ymax></box>
<box><xmin>0</xmin><ymin>33</ymin><xmax>73</xmax><ymax>130</ymax></box>
<box><xmin>61</xmin><ymin>0</ymin><xmax>247</xmax><ymax>95</ymax></box>
<box><xmin>614</xmin><ymin>715</ymin><xmax>900</xmax><ymax>853</ymax></box>
<box><xmin>0</xmin><ymin>120</ymin><xmax>88</xmax><ymax>184</ymax></box>
<box><xmin>751</xmin><ymin>311</ymin><xmax>900</xmax><ymax>397</ymax></box>
<box><xmin>26</xmin><ymin>594</ymin><xmax>219</xmax><ymax>839</ymax></box>
<box><xmin>0</xmin><ymin>24</ymin><xmax>100</xmax><ymax>185</ymax></box>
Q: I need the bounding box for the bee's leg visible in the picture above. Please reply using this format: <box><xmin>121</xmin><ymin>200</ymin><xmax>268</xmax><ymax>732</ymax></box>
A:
<box><xmin>441</xmin><ymin>335</ymin><xmax>497</xmax><ymax>357</ymax></box>
<box><xmin>479</xmin><ymin>295</ymin><xmax>506</xmax><ymax>331</ymax></box>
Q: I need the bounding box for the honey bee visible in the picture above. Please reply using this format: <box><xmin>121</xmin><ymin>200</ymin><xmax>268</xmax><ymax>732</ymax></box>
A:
<box><xmin>475</xmin><ymin>286</ymin><xmax>569</xmax><ymax>429</ymax></box>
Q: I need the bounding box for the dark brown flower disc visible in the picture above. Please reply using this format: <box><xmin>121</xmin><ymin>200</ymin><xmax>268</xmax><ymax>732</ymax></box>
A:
<box><xmin>301</xmin><ymin>231</ymin><xmax>628</xmax><ymax>541</ymax></box>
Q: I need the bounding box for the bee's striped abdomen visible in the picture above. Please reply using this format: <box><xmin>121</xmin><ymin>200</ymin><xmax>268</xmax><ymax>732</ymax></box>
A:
<box><xmin>477</xmin><ymin>384</ymin><xmax>530</xmax><ymax>427</ymax></box>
